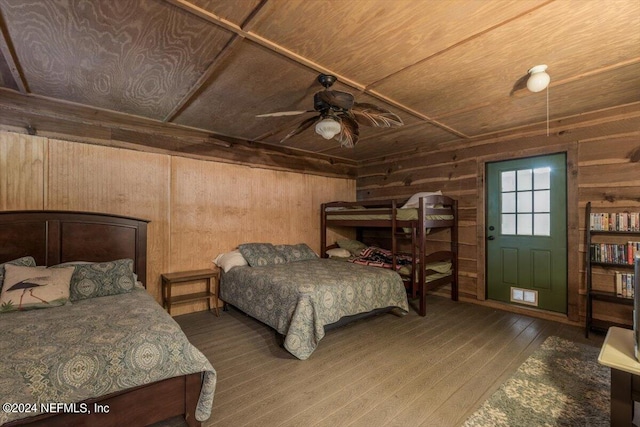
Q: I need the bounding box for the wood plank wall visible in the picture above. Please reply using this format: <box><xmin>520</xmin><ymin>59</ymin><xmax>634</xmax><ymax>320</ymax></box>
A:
<box><xmin>0</xmin><ymin>133</ymin><xmax>45</xmax><ymax>210</ymax></box>
<box><xmin>0</xmin><ymin>131</ymin><xmax>355</xmax><ymax>315</ymax></box>
<box><xmin>357</xmin><ymin>104</ymin><xmax>640</xmax><ymax>325</ymax></box>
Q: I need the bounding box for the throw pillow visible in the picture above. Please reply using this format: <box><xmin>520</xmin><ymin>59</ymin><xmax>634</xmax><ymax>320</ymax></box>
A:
<box><xmin>238</xmin><ymin>243</ymin><xmax>286</xmax><ymax>267</ymax></box>
<box><xmin>55</xmin><ymin>259</ymin><xmax>137</xmax><ymax>301</ymax></box>
<box><xmin>275</xmin><ymin>243</ymin><xmax>318</xmax><ymax>262</ymax></box>
<box><xmin>337</xmin><ymin>239</ymin><xmax>368</xmax><ymax>257</ymax></box>
<box><xmin>400</xmin><ymin>190</ymin><xmax>442</xmax><ymax>209</ymax></box>
<box><xmin>0</xmin><ymin>264</ymin><xmax>74</xmax><ymax>312</ymax></box>
<box><xmin>0</xmin><ymin>256</ymin><xmax>37</xmax><ymax>292</ymax></box>
<box><xmin>326</xmin><ymin>248</ymin><xmax>351</xmax><ymax>258</ymax></box>
<box><xmin>213</xmin><ymin>250</ymin><xmax>248</xmax><ymax>273</ymax></box>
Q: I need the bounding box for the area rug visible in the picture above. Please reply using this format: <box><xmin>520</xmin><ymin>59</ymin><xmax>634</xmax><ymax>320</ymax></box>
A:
<box><xmin>463</xmin><ymin>336</ymin><xmax>609</xmax><ymax>427</ymax></box>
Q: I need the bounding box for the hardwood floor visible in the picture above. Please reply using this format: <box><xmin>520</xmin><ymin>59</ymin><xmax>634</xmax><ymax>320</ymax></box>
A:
<box><xmin>171</xmin><ymin>297</ymin><xmax>604</xmax><ymax>427</ymax></box>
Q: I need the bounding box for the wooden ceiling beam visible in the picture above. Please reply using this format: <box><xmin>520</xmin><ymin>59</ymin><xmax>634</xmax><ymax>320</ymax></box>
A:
<box><xmin>0</xmin><ymin>9</ymin><xmax>27</xmax><ymax>93</ymax></box>
<box><xmin>163</xmin><ymin>0</ymin><xmax>465</xmax><ymax>136</ymax></box>
<box><xmin>360</xmin><ymin>102</ymin><xmax>640</xmax><ymax>168</ymax></box>
<box><xmin>366</xmin><ymin>89</ymin><xmax>469</xmax><ymax>139</ymax></box>
<box><xmin>164</xmin><ymin>1</ymin><xmax>579</xmax><ymax>142</ymax></box>
<box><xmin>164</xmin><ymin>0</ymin><xmax>367</xmax><ymax>92</ymax></box>
<box><xmin>239</xmin><ymin>0</ymin><xmax>269</xmax><ymax>31</ymax></box>
<box><xmin>365</xmin><ymin>0</ymin><xmax>556</xmax><ymax>90</ymax></box>
<box><xmin>0</xmin><ymin>88</ymin><xmax>357</xmax><ymax>178</ymax></box>
<box><xmin>162</xmin><ymin>1</ymin><xmax>269</xmax><ymax>123</ymax></box>
<box><xmin>163</xmin><ymin>34</ymin><xmax>243</xmax><ymax>122</ymax></box>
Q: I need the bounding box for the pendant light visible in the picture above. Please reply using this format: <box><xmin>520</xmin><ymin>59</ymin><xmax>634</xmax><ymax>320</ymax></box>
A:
<box><xmin>526</xmin><ymin>64</ymin><xmax>551</xmax><ymax>136</ymax></box>
<box><xmin>315</xmin><ymin>116</ymin><xmax>341</xmax><ymax>139</ymax></box>
<box><xmin>526</xmin><ymin>65</ymin><xmax>550</xmax><ymax>93</ymax></box>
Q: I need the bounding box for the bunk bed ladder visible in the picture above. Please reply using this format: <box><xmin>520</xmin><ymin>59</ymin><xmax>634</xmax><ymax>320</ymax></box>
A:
<box><xmin>391</xmin><ymin>201</ymin><xmax>419</xmax><ymax>298</ymax></box>
<box><xmin>320</xmin><ymin>203</ymin><xmax>327</xmax><ymax>258</ymax></box>
<box><xmin>391</xmin><ymin>199</ymin><xmax>397</xmax><ymax>272</ymax></box>
<box><xmin>451</xmin><ymin>199</ymin><xmax>459</xmax><ymax>301</ymax></box>
<box><xmin>410</xmin><ymin>226</ymin><xmax>417</xmax><ymax>297</ymax></box>
<box><xmin>418</xmin><ymin>198</ymin><xmax>427</xmax><ymax>316</ymax></box>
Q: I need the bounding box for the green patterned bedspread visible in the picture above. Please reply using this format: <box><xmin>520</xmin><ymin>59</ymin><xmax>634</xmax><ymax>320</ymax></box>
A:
<box><xmin>0</xmin><ymin>286</ymin><xmax>216</xmax><ymax>425</ymax></box>
<box><xmin>220</xmin><ymin>259</ymin><xmax>409</xmax><ymax>360</ymax></box>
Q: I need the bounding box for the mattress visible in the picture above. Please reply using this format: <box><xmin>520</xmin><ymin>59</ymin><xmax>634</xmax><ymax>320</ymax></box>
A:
<box><xmin>0</xmin><ymin>286</ymin><xmax>217</xmax><ymax>425</ymax></box>
<box><xmin>220</xmin><ymin>258</ymin><xmax>409</xmax><ymax>360</ymax></box>
<box><xmin>397</xmin><ymin>260</ymin><xmax>453</xmax><ymax>281</ymax></box>
<box><xmin>325</xmin><ymin>207</ymin><xmax>453</xmax><ymax>222</ymax></box>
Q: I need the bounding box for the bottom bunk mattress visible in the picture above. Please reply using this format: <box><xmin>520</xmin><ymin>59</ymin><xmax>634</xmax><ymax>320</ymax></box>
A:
<box><xmin>0</xmin><ymin>286</ymin><xmax>217</xmax><ymax>425</ymax></box>
<box><xmin>220</xmin><ymin>258</ymin><xmax>409</xmax><ymax>360</ymax></box>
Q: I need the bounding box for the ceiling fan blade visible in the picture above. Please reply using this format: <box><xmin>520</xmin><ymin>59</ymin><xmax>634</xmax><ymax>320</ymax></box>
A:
<box><xmin>351</xmin><ymin>102</ymin><xmax>404</xmax><ymax>128</ymax></box>
<box><xmin>316</xmin><ymin>90</ymin><xmax>355</xmax><ymax>110</ymax></box>
<box><xmin>280</xmin><ymin>115</ymin><xmax>321</xmax><ymax>143</ymax></box>
<box><xmin>256</xmin><ymin>110</ymin><xmax>314</xmax><ymax>118</ymax></box>
<box><xmin>335</xmin><ymin>114</ymin><xmax>360</xmax><ymax>148</ymax></box>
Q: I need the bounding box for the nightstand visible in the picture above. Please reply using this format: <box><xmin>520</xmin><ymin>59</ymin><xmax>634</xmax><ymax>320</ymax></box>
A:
<box><xmin>161</xmin><ymin>269</ymin><xmax>219</xmax><ymax>316</ymax></box>
<box><xmin>598</xmin><ymin>327</ymin><xmax>640</xmax><ymax>427</ymax></box>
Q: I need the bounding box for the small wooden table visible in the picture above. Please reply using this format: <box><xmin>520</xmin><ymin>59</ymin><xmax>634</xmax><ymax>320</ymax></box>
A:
<box><xmin>598</xmin><ymin>327</ymin><xmax>640</xmax><ymax>426</ymax></box>
<box><xmin>161</xmin><ymin>269</ymin><xmax>219</xmax><ymax>316</ymax></box>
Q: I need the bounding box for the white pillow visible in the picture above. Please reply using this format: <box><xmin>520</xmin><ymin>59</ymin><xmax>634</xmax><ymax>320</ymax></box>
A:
<box><xmin>213</xmin><ymin>250</ymin><xmax>248</xmax><ymax>273</ymax></box>
<box><xmin>326</xmin><ymin>248</ymin><xmax>352</xmax><ymax>258</ymax></box>
<box><xmin>401</xmin><ymin>190</ymin><xmax>442</xmax><ymax>209</ymax></box>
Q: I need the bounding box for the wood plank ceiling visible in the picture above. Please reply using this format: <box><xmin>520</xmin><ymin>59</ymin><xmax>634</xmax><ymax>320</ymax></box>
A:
<box><xmin>0</xmin><ymin>0</ymin><xmax>638</xmax><ymax>164</ymax></box>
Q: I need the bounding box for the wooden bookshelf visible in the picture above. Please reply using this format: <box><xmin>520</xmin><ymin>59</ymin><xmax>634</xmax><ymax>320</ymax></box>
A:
<box><xmin>585</xmin><ymin>202</ymin><xmax>638</xmax><ymax>337</ymax></box>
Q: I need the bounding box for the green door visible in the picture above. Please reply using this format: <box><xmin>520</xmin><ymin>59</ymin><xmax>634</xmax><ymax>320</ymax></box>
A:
<box><xmin>486</xmin><ymin>153</ymin><xmax>567</xmax><ymax>313</ymax></box>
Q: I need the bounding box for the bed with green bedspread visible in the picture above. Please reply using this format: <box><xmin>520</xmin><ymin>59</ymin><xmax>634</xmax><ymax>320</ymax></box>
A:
<box><xmin>0</xmin><ymin>286</ymin><xmax>216</xmax><ymax>425</ymax></box>
<box><xmin>220</xmin><ymin>258</ymin><xmax>409</xmax><ymax>360</ymax></box>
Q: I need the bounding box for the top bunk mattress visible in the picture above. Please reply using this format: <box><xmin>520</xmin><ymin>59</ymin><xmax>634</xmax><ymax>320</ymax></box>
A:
<box><xmin>324</xmin><ymin>193</ymin><xmax>456</xmax><ymax>224</ymax></box>
<box><xmin>325</xmin><ymin>207</ymin><xmax>453</xmax><ymax>222</ymax></box>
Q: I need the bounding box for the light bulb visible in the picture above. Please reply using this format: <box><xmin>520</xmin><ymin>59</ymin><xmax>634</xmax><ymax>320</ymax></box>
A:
<box><xmin>315</xmin><ymin>117</ymin><xmax>341</xmax><ymax>139</ymax></box>
<box><xmin>527</xmin><ymin>65</ymin><xmax>550</xmax><ymax>93</ymax></box>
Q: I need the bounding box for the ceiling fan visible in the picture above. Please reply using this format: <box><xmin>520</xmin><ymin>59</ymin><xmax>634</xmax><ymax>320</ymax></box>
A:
<box><xmin>256</xmin><ymin>73</ymin><xmax>403</xmax><ymax>148</ymax></box>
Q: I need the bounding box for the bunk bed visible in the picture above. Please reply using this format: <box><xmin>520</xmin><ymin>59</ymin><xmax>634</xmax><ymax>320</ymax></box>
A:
<box><xmin>321</xmin><ymin>194</ymin><xmax>458</xmax><ymax>316</ymax></box>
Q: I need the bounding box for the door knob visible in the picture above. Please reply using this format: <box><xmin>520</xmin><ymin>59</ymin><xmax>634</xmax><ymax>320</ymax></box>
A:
<box><xmin>487</xmin><ymin>235</ymin><xmax>495</xmax><ymax>240</ymax></box>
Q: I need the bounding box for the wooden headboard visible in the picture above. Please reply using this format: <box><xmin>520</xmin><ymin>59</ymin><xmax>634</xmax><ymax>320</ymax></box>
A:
<box><xmin>0</xmin><ymin>211</ymin><xmax>149</xmax><ymax>285</ymax></box>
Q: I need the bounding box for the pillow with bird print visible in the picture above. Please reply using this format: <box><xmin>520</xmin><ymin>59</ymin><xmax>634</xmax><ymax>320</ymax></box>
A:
<box><xmin>0</xmin><ymin>264</ymin><xmax>74</xmax><ymax>313</ymax></box>
<box><xmin>0</xmin><ymin>256</ymin><xmax>36</xmax><ymax>291</ymax></box>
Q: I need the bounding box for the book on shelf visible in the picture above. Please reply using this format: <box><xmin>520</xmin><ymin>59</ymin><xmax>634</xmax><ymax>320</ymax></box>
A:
<box><xmin>590</xmin><ymin>241</ymin><xmax>640</xmax><ymax>264</ymax></box>
<box><xmin>614</xmin><ymin>271</ymin><xmax>635</xmax><ymax>299</ymax></box>
<box><xmin>589</xmin><ymin>211</ymin><xmax>640</xmax><ymax>232</ymax></box>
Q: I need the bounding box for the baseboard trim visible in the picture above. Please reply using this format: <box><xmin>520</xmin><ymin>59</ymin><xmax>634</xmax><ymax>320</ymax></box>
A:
<box><xmin>458</xmin><ymin>296</ymin><xmax>580</xmax><ymax>326</ymax></box>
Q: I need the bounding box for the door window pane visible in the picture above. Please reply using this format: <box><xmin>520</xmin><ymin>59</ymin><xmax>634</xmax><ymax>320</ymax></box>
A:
<box><xmin>502</xmin><ymin>214</ymin><xmax>516</xmax><ymax>235</ymax></box>
<box><xmin>517</xmin><ymin>169</ymin><xmax>532</xmax><ymax>191</ymax></box>
<box><xmin>502</xmin><ymin>192</ymin><xmax>516</xmax><ymax>213</ymax></box>
<box><xmin>501</xmin><ymin>171</ymin><xmax>515</xmax><ymax>192</ymax></box>
<box><xmin>534</xmin><ymin>213</ymin><xmax>550</xmax><ymax>236</ymax></box>
<box><xmin>533</xmin><ymin>167</ymin><xmax>551</xmax><ymax>189</ymax></box>
<box><xmin>517</xmin><ymin>213</ymin><xmax>532</xmax><ymax>235</ymax></box>
<box><xmin>517</xmin><ymin>191</ymin><xmax>532</xmax><ymax>212</ymax></box>
<box><xmin>499</xmin><ymin>167</ymin><xmax>554</xmax><ymax>237</ymax></box>
<box><xmin>534</xmin><ymin>190</ymin><xmax>550</xmax><ymax>212</ymax></box>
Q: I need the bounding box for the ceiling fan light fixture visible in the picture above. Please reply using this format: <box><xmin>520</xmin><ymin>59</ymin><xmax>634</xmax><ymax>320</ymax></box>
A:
<box><xmin>315</xmin><ymin>116</ymin><xmax>341</xmax><ymax>139</ymax></box>
<box><xmin>526</xmin><ymin>64</ymin><xmax>550</xmax><ymax>93</ymax></box>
